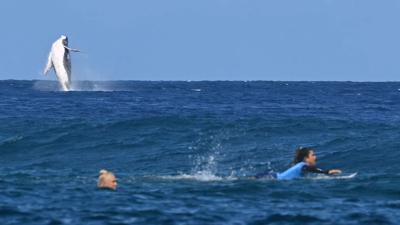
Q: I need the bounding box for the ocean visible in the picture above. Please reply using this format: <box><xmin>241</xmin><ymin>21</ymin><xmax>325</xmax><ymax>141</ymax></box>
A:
<box><xmin>0</xmin><ymin>80</ymin><xmax>399</xmax><ymax>225</ymax></box>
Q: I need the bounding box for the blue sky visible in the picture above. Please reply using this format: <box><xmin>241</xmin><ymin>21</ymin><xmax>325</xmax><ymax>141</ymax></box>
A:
<box><xmin>0</xmin><ymin>0</ymin><xmax>399</xmax><ymax>81</ymax></box>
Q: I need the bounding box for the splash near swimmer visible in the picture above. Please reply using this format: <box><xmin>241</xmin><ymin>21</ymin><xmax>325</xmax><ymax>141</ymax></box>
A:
<box><xmin>43</xmin><ymin>35</ymin><xmax>81</xmax><ymax>91</ymax></box>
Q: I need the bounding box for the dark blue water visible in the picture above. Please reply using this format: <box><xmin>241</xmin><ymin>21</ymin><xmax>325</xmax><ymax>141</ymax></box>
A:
<box><xmin>1</xmin><ymin>80</ymin><xmax>399</xmax><ymax>225</ymax></box>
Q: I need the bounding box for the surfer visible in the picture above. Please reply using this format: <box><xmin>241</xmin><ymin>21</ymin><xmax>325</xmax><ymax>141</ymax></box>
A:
<box><xmin>97</xmin><ymin>169</ymin><xmax>118</xmax><ymax>190</ymax></box>
<box><xmin>256</xmin><ymin>147</ymin><xmax>342</xmax><ymax>180</ymax></box>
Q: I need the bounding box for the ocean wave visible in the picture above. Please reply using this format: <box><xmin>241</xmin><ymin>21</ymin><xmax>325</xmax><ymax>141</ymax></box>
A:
<box><xmin>1</xmin><ymin>81</ymin><xmax>400</xmax><ymax>224</ymax></box>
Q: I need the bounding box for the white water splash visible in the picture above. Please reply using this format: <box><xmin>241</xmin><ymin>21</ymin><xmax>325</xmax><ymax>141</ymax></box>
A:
<box><xmin>33</xmin><ymin>80</ymin><xmax>128</xmax><ymax>92</ymax></box>
<box><xmin>160</xmin><ymin>172</ymin><xmax>224</xmax><ymax>182</ymax></box>
<box><xmin>70</xmin><ymin>81</ymin><xmax>114</xmax><ymax>92</ymax></box>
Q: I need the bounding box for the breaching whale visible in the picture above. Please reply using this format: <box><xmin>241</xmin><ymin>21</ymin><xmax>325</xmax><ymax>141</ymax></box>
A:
<box><xmin>44</xmin><ymin>35</ymin><xmax>80</xmax><ymax>91</ymax></box>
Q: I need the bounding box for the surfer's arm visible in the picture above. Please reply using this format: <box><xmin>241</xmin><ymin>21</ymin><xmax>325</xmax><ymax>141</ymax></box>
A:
<box><xmin>303</xmin><ymin>165</ymin><xmax>330</xmax><ymax>174</ymax></box>
<box><xmin>303</xmin><ymin>166</ymin><xmax>342</xmax><ymax>175</ymax></box>
<box><xmin>328</xmin><ymin>169</ymin><xmax>342</xmax><ymax>174</ymax></box>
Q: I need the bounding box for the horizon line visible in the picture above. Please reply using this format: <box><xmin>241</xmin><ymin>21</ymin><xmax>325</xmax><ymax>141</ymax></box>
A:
<box><xmin>1</xmin><ymin>79</ymin><xmax>400</xmax><ymax>83</ymax></box>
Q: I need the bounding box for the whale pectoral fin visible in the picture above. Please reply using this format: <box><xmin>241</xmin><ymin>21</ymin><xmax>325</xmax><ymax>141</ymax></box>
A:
<box><xmin>64</xmin><ymin>46</ymin><xmax>81</xmax><ymax>52</ymax></box>
<box><xmin>44</xmin><ymin>52</ymin><xmax>53</xmax><ymax>75</ymax></box>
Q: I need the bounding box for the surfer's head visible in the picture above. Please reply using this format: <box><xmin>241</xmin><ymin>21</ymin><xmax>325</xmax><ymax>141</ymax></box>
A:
<box><xmin>293</xmin><ymin>147</ymin><xmax>316</xmax><ymax>166</ymax></box>
<box><xmin>97</xmin><ymin>169</ymin><xmax>117</xmax><ymax>190</ymax></box>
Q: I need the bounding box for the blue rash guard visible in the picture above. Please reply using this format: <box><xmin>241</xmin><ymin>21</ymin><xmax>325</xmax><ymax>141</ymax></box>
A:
<box><xmin>276</xmin><ymin>162</ymin><xmax>307</xmax><ymax>180</ymax></box>
<box><xmin>255</xmin><ymin>162</ymin><xmax>330</xmax><ymax>180</ymax></box>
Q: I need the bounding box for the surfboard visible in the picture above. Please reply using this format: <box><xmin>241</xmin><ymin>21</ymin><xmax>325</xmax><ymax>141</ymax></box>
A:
<box><xmin>308</xmin><ymin>172</ymin><xmax>358</xmax><ymax>180</ymax></box>
<box><xmin>336</xmin><ymin>172</ymin><xmax>357</xmax><ymax>179</ymax></box>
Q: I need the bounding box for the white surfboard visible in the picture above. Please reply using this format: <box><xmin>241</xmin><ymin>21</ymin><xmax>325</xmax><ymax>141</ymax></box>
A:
<box><xmin>309</xmin><ymin>172</ymin><xmax>358</xmax><ymax>180</ymax></box>
<box><xmin>337</xmin><ymin>172</ymin><xmax>358</xmax><ymax>179</ymax></box>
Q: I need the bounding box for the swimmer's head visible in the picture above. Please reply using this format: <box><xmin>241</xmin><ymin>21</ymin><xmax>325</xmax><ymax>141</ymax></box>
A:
<box><xmin>293</xmin><ymin>147</ymin><xmax>316</xmax><ymax>166</ymax></box>
<box><xmin>97</xmin><ymin>169</ymin><xmax>117</xmax><ymax>190</ymax></box>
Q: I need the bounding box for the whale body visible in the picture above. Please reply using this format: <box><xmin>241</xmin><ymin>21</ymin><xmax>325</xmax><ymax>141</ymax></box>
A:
<box><xmin>44</xmin><ymin>35</ymin><xmax>80</xmax><ymax>91</ymax></box>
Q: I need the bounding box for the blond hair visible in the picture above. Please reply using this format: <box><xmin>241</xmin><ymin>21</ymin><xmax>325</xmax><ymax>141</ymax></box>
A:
<box><xmin>97</xmin><ymin>169</ymin><xmax>115</xmax><ymax>188</ymax></box>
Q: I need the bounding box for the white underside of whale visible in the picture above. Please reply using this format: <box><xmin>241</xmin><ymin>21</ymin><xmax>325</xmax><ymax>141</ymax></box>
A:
<box><xmin>44</xmin><ymin>36</ymin><xmax>72</xmax><ymax>91</ymax></box>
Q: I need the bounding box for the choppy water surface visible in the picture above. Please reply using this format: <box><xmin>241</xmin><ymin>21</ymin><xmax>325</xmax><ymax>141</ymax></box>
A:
<box><xmin>1</xmin><ymin>80</ymin><xmax>399</xmax><ymax>224</ymax></box>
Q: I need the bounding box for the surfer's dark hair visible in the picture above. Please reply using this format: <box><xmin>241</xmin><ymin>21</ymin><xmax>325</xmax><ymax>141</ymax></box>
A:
<box><xmin>293</xmin><ymin>147</ymin><xmax>314</xmax><ymax>165</ymax></box>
